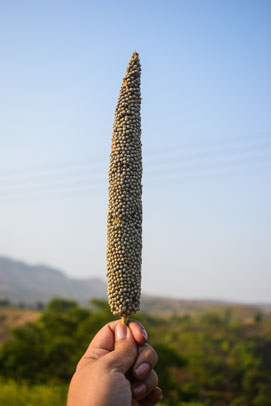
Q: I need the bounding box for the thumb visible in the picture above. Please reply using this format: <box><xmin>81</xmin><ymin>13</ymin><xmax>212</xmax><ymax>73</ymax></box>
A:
<box><xmin>103</xmin><ymin>323</ymin><xmax>137</xmax><ymax>374</ymax></box>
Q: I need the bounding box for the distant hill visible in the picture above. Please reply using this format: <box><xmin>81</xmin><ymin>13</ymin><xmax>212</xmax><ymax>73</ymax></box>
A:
<box><xmin>0</xmin><ymin>256</ymin><xmax>269</xmax><ymax>319</ymax></box>
<box><xmin>0</xmin><ymin>256</ymin><xmax>107</xmax><ymax>303</ymax></box>
<box><xmin>140</xmin><ymin>295</ymin><xmax>269</xmax><ymax>320</ymax></box>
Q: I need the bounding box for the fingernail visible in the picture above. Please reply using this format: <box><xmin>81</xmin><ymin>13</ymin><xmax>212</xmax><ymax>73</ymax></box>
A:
<box><xmin>116</xmin><ymin>323</ymin><xmax>127</xmax><ymax>341</ymax></box>
<box><xmin>133</xmin><ymin>383</ymin><xmax>146</xmax><ymax>397</ymax></box>
<box><xmin>142</xmin><ymin>328</ymin><xmax>148</xmax><ymax>341</ymax></box>
<box><xmin>135</xmin><ymin>362</ymin><xmax>150</xmax><ymax>378</ymax></box>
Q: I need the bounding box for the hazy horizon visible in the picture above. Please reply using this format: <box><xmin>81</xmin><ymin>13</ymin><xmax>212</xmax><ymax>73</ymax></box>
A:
<box><xmin>1</xmin><ymin>254</ymin><xmax>270</xmax><ymax>306</ymax></box>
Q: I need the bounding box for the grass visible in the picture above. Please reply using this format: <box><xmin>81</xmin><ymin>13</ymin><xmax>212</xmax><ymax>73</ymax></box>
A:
<box><xmin>0</xmin><ymin>380</ymin><xmax>205</xmax><ymax>406</ymax></box>
<box><xmin>0</xmin><ymin>380</ymin><xmax>67</xmax><ymax>406</ymax></box>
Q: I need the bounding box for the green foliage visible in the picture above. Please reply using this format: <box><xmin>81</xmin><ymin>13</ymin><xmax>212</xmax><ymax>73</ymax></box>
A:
<box><xmin>0</xmin><ymin>380</ymin><xmax>67</xmax><ymax>406</ymax></box>
<box><xmin>0</xmin><ymin>298</ymin><xmax>270</xmax><ymax>406</ymax></box>
<box><xmin>0</xmin><ymin>298</ymin><xmax>11</xmax><ymax>307</ymax></box>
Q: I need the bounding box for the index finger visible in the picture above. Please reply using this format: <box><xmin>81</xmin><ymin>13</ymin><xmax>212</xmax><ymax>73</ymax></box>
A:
<box><xmin>87</xmin><ymin>319</ymin><xmax>148</xmax><ymax>353</ymax></box>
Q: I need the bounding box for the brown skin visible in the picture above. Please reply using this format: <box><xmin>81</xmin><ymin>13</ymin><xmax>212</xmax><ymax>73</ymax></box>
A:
<box><xmin>67</xmin><ymin>320</ymin><xmax>162</xmax><ymax>406</ymax></box>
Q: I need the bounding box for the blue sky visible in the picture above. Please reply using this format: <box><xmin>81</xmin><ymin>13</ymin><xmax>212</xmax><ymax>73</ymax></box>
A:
<box><xmin>0</xmin><ymin>0</ymin><xmax>270</xmax><ymax>303</ymax></box>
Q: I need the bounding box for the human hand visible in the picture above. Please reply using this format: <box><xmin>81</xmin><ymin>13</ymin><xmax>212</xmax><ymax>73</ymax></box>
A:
<box><xmin>67</xmin><ymin>320</ymin><xmax>162</xmax><ymax>406</ymax></box>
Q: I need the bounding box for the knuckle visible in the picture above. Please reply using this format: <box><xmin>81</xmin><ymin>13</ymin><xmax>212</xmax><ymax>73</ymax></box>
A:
<box><xmin>143</xmin><ymin>344</ymin><xmax>158</xmax><ymax>365</ymax></box>
<box><xmin>146</xmin><ymin>370</ymin><xmax>158</xmax><ymax>393</ymax></box>
<box><xmin>152</xmin><ymin>348</ymin><xmax>158</xmax><ymax>365</ymax></box>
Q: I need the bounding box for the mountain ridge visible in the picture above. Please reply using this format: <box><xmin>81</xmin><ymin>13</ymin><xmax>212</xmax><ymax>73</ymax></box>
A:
<box><xmin>0</xmin><ymin>256</ymin><xmax>106</xmax><ymax>303</ymax></box>
<box><xmin>0</xmin><ymin>256</ymin><xmax>270</xmax><ymax>318</ymax></box>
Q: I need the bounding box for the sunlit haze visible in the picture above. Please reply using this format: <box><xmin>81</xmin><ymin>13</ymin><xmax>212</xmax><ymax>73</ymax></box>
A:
<box><xmin>0</xmin><ymin>0</ymin><xmax>270</xmax><ymax>303</ymax></box>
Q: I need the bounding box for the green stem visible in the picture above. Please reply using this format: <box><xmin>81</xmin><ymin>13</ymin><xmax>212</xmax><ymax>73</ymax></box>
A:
<box><xmin>121</xmin><ymin>316</ymin><xmax>128</xmax><ymax>326</ymax></box>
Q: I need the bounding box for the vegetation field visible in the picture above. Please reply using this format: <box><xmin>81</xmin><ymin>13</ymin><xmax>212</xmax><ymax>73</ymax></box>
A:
<box><xmin>0</xmin><ymin>307</ymin><xmax>39</xmax><ymax>343</ymax></box>
<box><xmin>0</xmin><ymin>380</ymin><xmax>67</xmax><ymax>406</ymax></box>
<box><xmin>0</xmin><ymin>299</ymin><xmax>270</xmax><ymax>406</ymax></box>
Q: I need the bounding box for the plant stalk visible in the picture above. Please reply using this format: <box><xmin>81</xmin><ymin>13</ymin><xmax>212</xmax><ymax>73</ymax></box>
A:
<box><xmin>121</xmin><ymin>316</ymin><xmax>128</xmax><ymax>326</ymax></box>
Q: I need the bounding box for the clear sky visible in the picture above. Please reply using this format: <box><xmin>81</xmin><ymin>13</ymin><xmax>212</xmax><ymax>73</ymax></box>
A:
<box><xmin>0</xmin><ymin>0</ymin><xmax>270</xmax><ymax>303</ymax></box>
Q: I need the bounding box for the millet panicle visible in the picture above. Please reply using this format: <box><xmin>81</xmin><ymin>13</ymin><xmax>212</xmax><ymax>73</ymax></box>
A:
<box><xmin>106</xmin><ymin>51</ymin><xmax>142</xmax><ymax>318</ymax></box>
